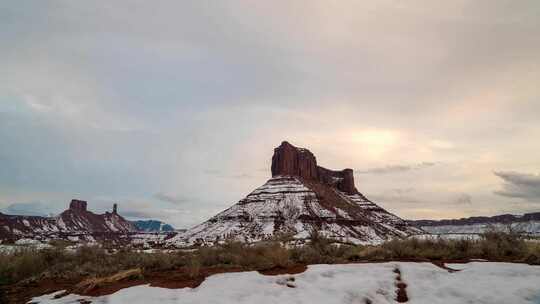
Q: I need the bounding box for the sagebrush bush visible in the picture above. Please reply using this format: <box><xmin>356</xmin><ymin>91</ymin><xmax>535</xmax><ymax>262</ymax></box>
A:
<box><xmin>0</xmin><ymin>231</ymin><xmax>537</xmax><ymax>286</ymax></box>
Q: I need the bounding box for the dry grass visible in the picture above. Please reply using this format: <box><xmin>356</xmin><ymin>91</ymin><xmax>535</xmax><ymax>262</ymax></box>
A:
<box><xmin>0</xmin><ymin>246</ymin><xmax>190</xmax><ymax>286</ymax></box>
<box><xmin>346</xmin><ymin>232</ymin><xmax>538</xmax><ymax>263</ymax></box>
<box><xmin>1</xmin><ymin>231</ymin><xmax>539</xmax><ymax>288</ymax></box>
<box><xmin>75</xmin><ymin>268</ymin><xmax>142</xmax><ymax>293</ymax></box>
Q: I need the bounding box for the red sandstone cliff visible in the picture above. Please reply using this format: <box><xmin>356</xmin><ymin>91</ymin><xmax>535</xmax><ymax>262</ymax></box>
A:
<box><xmin>271</xmin><ymin>141</ymin><xmax>358</xmax><ymax>194</ymax></box>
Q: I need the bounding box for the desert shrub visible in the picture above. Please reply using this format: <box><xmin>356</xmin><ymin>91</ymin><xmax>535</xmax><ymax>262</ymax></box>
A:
<box><xmin>261</xmin><ymin>243</ymin><xmax>291</xmax><ymax>268</ymax></box>
<box><xmin>270</xmin><ymin>231</ymin><xmax>296</xmax><ymax>244</ymax></box>
<box><xmin>381</xmin><ymin>239</ymin><xmax>415</xmax><ymax>258</ymax></box>
<box><xmin>0</xmin><ymin>245</ymin><xmax>195</xmax><ymax>285</ymax></box>
<box><xmin>114</xmin><ymin>249</ymin><xmax>180</xmax><ymax>271</ymax></box>
<box><xmin>48</xmin><ymin>239</ymin><xmax>73</xmax><ymax>249</ymax></box>
<box><xmin>351</xmin><ymin>245</ymin><xmax>390</xmax><ymax>261</ymax></box>
<box><xmin>187</xmin><ymin>257</ymin><xmax>201</xmax><ymax>278</ymax></box>
<box><xmin>290</xmin><ymin>245</ymin><xmax>323</xmax><ymax>264</ymax></box>
<box><xmin>523</xmin><ymin>242</ymin><xmax>540</xmax><ymax>265</ymax></box>
<box><xmin>2</xmin><ymin>231</ymin><xmax>538</xmax><ymax>287</ymax></box>
<box><xmin>196</xmin><ymin>241</ymin><xmax>249</xmax><ymax>267</ymax></box>
<box><xmin>0</xmin><ymin>248</ymin><xmax>49</xmax><ymax>284</ymax></box>
<box><xmin>288</xmin><ymin>229</ymin><xmax>350</xmax><ymax>264</ymax></box>
<box><xmin>193</xmin><ymin>241</ymin><xmax>293</xmax><ymax>270</ymax></box>
<box><xmin>450</xmin><ymin>238</ymin><xmax>477</xmax><ymax>259</ymax></box>
<box><xmin>480</xmin><ymin>231</ymin><xmax>527</xmax><ymax>259</ymax></box>
<box><xmin>0</xmin><ymin>253</ymin><xmax>10</xmax><ymax>285</ymax></box>
<box><xmin>308</xmin><ymin>229</ymin><xmax>332</xmax><ymax>252</ymax></box>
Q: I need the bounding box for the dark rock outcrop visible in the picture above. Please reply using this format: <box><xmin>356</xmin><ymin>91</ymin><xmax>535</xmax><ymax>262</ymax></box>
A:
<box><xmin>271</xmin><ymin>141</ymin><xmax>358</xmax><ymax>194</ymax></box>
<box><xmin>271</xmin><ymin>141</ymin><xmax>318</xmax><ymax>180</ymax></box>
<box><xmin>69</xmin><ymin>199</ymin><xmax>87</xmax><ymax>212</ymax></box>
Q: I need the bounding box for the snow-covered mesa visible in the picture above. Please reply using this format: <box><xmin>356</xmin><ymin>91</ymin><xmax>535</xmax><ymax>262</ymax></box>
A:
<box><xmin>30</xmin><ymin>262</ymin><xmax>540</xmax><ymax>304</ymax></box>
<box><xmin>168</xmin><ymin>176</ymin><xmax>420</xmax><ymax>246</ymax></box>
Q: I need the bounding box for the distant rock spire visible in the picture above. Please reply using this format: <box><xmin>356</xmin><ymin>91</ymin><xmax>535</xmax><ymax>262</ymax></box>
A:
<box><xmin>113</xmin><ymin>203</ymin><xmax>118</xmax><ymax>214</ymax></box>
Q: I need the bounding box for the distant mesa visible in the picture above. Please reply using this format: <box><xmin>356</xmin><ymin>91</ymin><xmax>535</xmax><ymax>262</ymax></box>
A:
<box><xmin>0</xmin><ymin>199</ymin><xmax>137</xmax><ymax>243</ymax></box>
<box><xmin>409</xmin><ymin>212</ymin><xmax>540</xmax><ymax>234</ymax></box>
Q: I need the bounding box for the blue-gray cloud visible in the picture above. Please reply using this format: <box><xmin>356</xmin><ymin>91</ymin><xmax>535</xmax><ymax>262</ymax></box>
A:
<box><xmin>154</xmin><ymin>193</ymin><xmax>191</xmax><ymax>205</ymax></box>
<box><xmin>1</xmin><ymin>201</ymin><xmax>59</xmax><ymax>217</ymax></box>
<box><xmin>494</xmin><ymin>171</ymin><xmax>540</xmax><ymax>202</ymax></box>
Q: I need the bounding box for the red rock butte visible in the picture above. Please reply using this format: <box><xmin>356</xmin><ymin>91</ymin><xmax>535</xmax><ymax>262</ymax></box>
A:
<box><xmin>271</xmin><ymin>141</ymin><xmax>358</xmax><ymax>194</ymax></box>
<box><xmin>69</xmin><ymin>199</ymin><xmax>88</xmax><ymax>211</ymax></box>
<box><xmin>171</xmin><ymin>140</ymin><xmax>421</xmax><ymax>246</ymax></box>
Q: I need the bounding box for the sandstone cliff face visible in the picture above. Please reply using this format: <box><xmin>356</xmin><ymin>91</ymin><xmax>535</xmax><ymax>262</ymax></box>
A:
<box><xmin>271</xmin><ymin>141</ymin><xmax>358</xmax><ymax>194</ymax></box>
<box><xmin>271</xmin><ymin>141</ymin><xmax>319</xmax><ymax>180</ymax></box>
<box><xmin>69</xmin><ymin>199</ymin><xmax>88</xmax><ymax>211</ymax></box>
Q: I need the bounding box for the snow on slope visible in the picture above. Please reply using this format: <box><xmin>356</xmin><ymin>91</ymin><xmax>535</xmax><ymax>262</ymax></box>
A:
<box><xmin>0</xmin><ymin>201</ymin><xmax>135</xmax><ymax>242</ymax></box>
<box><xmin>420</xmin><ymin>221</ymin><xmax>540</xmax><ymax>235</ymax></box>
<box><xmin>167</xmin><ymin>176</ymin><xmax>420</xmax><ymax>246</ymax></box>
<box><xmin>410</xmin><ymin>212</ymin><xmax>540</xmax><ymax>236</ymax></box>
<box><xmin>30</xmin><ymin>262</ymin><xmax>540</xmax><ymax>304</ymax></box>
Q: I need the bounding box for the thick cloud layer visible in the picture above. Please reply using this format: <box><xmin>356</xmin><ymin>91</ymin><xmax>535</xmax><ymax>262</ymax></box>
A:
<box><xmin>1</xmin><ymin>1</ymin><xmax>539</xmax><ymax>227</ymax></box>
<box><xmin>494</xmin><ymin>172</ymin><xmax>540</xmax><ymax>201</ymax></box>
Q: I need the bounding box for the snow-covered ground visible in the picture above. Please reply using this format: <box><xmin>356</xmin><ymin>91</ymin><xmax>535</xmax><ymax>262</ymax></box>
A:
<box><xmin>420</xmin><ymin>221</ymin><xmax>540</xmax><ymax>235</ymax></box>
<box><xmin>410</xmin><ymin>233</ymin><xmax>482</xmax><ymax>240</ymax></box>
<box><xmin>30</xmin><ymin>262</ymin><xmax>540</xmax><ymax>304</ymax></box>
<box><xmin>401</xmin><ymin>262</ymin><xmax>540</xmax><ymax>304</ymax></box>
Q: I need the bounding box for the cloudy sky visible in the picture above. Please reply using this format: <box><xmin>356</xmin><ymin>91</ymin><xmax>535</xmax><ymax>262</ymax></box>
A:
<box><xmin>1</xmin><ymin>1</ymin><xmax>539</xmax><ymax>228</ymax></box>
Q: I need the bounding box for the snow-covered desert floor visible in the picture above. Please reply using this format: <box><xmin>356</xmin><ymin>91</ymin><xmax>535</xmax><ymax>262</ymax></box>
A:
<box><xmin>30</xmin><ymin>262</ymin><xmax>540</xmax><ymax>304</ymax></box>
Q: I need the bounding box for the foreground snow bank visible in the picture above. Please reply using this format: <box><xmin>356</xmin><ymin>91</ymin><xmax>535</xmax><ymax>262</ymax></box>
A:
<box><xmin>30</xmin><ymin>262</ymin><xmax>540</xmax><ymax>304</ymax></box>
<box><xmin>401</xmin><ymin>262</ymin><xmax>540</xmax><ymax>304</ymax></box>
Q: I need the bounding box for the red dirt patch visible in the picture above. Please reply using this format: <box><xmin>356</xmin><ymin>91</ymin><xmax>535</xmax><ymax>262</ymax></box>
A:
<box><xmin>396</xmin><ymin>281</ymin><xmax>408</xmax><ymax>303</ymax></box>
<box><xmin>394</xmin><ymin>267</ymin><xmax>409</xmax><ymax>303</ymax></box>
<box><xmin>258</xmin><ymin>264</ymin><xmax>308</xmax><ymax>276</ymax></box>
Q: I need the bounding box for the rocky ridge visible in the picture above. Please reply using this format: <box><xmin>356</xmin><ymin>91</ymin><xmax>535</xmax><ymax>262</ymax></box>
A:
<box><xmin>409</xmin><ymin>212</ymin><xmax>540</xmax><ymax>235</ymax></box>
<box><xmin>0</xmin><ymin>200</ymin><xmax>136</xmax><ymax>243</ymax></box>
